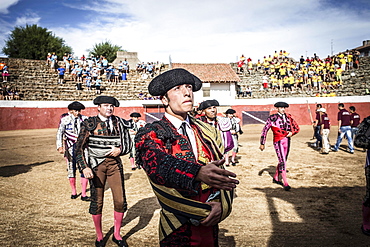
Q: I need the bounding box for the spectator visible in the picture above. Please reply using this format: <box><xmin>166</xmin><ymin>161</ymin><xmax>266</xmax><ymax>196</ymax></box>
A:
<box><xmin>245</xmin><ymin>86</ymin><xmax>252</xmax><ymax>97</ymax></box>
<box><xmin>95</xmin><ymin>77</ymin><xmax>102</xmax><ymax>95</ymax></box>
<box><xmin>331</xmin><ymin>103</ymin><xmax>354</xmax><ymax>153</ymax></box>
<box><xmin>57</xmin><ymin>65</ymin><xmax>66</xmax><ymax>84</ymax></box>
<box><xmin>2</xmin><ymin>64</ymin><xmax>9</xmax><ymax>82</ymax></box>
<box><xmin>349</xmin><ymin>106</ymin><xmax>361</xmax><ymax>140</ymax></box>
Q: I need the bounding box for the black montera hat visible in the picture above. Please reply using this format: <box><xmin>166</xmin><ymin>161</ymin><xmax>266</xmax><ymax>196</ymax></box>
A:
<box><xmin>198</xmin><ymin>99</ymin><xmax>219</xmax><ymax>111</ymax></box>
<box><xmin>130</xmin><ymin>112</ymin><xmax>141</xmax><ymax>118</ymax></box>
<box><xmin>225</xmin><ymin>109</ymin><xmax>236</xmax><ymax>114</ymax></box>
<box><xmin>68</xmin><ymin>101</ymin><xmax>85</xmax><ymax>110</ymax></box>
<box><xmin>93</xmin><ymin>96</ymin><xmax>120</xmax><ymax>107</ymax></box>
<box><xmin>274</xmin><ymin>101</ymin><xmax>289</xmax><ymax>108</ymax></box>
<box><xmin>148</xmin><ymin>68</ymin><xmax>202</xmax><ymax>96</ymax></box>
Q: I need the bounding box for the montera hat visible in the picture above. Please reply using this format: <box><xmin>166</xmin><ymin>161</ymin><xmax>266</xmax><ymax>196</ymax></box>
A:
<box><xmin>225</xmin><ymin>109</ymin><xmax>236</xmax><ymax>114</ymax></box>
<box><xmin>68</xmin><ymin>101</ymin><xmax>85</xmax><ymax>110</ymax></box>
<box><xmin>93</xmin><ymin>96</ymin><xmax>120</xmax><ymax>107</ymax></box>
<box><xmin>130</xmin><ymin>112</ymin><xmax>141</xmax><ymax>118</ymax></box>
<box><xmin>198</xmin><ymin>99</ymin><xmax>220</xmax><ymax>111</ymax></box>
<box><xmin>274</xmin><ymin>101</ymin><xmax>289</xmax><ymax>108</ymax></box>
<box><xmin>148</xmin><ymin>68</ymin><xmax>202</xmax><ymax>96</ymax></box>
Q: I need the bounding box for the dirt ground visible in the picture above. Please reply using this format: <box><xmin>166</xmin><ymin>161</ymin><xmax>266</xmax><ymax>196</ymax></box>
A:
<box><xmin>0</xmin><ymin>125</ymin><xmax>369</xmax><ymax>247</ymax></box>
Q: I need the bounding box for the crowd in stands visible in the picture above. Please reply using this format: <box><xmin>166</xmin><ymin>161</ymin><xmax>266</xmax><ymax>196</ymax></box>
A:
<box><xmin>237</xmin><ymin>49</ymin><xmax>362</xmax><ymax>97</ymax></box>
<box><xmin>50</xmin><ymin>53</ymin><xmax>163</xmax><ymax>99</ymax></box>
<box><xmin>0</xmin><ymin>84</ymin><xmax>21</xmax><ymax>100</ymax></box>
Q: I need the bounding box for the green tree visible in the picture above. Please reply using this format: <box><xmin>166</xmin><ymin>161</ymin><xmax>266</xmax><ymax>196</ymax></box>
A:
<box><xmin>2</xmin><ymin>24</ymin><xmax>72</xmax><ymax>60</ymax></box>
<box><xmin>88</xmin><ymin>41</ymin><xmax>124</xmax><ymax>63</ymax></box>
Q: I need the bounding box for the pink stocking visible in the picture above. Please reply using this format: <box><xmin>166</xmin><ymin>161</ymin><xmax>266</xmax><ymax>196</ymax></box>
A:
<box><xmin>281</xmin><ymin>170</ymin><xmax>289</xmax><ymax>187</ymax></box>
<box><xmin>92</xmin><ymin>214</ymin><xmax>103</xmax><ymax>241</ymax></box>
<box><xmin>129</xmin><ymin>157</ymin><xmax>136</xmax><ymax>169</ymax></box>
<box><xmin>224</xmin><ymin>153</ymin><xmax>229</xmax><ymax>165</ymax></box>
<box><xmin>114</xmin><ymin>211</ymin><xmax>124</xmax><ymax>240</ymax></box>
<box><xmin>69</xmin><ymin>177</ymin><xmax>77</xmax><ymax>195</ymax></box>
<box><xmin>80</xmin><ymin>177</ymin><xmax>89</xmax><ymax>197</ymax></box>
<box><xmin>231</xmin><ymin>152</ymin><xmax>237</xmax><ymax>163</ymax></box>
<box><xmin>273</xmin><ymin>166</ymin><xmax>280</xmax><ymax>181</ymax></box>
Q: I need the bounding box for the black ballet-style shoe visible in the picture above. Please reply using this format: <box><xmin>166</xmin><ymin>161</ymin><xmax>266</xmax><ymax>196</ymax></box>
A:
<box><xmin>272</xmin><ymin>178</ymin><xmax>283</xmax><ymax>186</ymax></box>
<box><xmin>231</xmin><ymin>162</ymin><xmax>236</xmax><ymax>166</ymax></box>
<box><xmin>284</xmin><ymin>185</ymin><xmax>291</xmax><ymax>191</ymax></box>
<box><xmin>95</xmin><ymin>239</ymin><xmax>105</xmax><ymax>247</ymax></box>
<box><xmin>71</xmin><ymin>194</ymin><xmax>78</xmax><ymax>199</ymax></box>
<box><xmin>81</xmin><ymin>196</ymin><xmax>91</xmax><ymax>201</ymax></box>
<box><xmin>112</xmin><ymin>235</ymin><xmax>128</xmax><ymax>247</ymax></box>
<box><xmin>361</xmin><ymin>225</ymin><xmax>370</xmax><ymax>236</ymax></box>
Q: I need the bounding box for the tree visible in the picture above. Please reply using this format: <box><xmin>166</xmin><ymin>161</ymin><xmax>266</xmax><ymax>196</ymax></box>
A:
<box><xmin>88</xmin><ymin>41</ymin><xmax>124</xmax><ymax>63</ymax></box>
<box><xmin>2</xmin><ymin>24</ymin><xmax>72</xmax><ymax>60</ymax></box>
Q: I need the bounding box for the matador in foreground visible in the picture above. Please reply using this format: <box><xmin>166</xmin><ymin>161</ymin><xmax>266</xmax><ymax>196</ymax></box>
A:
<box><xmin>135</xmin><ymin>68</ymin><xmax>239</xmax><ymax>246</ymax></box>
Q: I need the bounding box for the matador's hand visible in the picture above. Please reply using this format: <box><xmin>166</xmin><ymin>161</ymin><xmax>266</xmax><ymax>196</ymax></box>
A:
<box><xmin>57</xmin><ymin>146</ymin><xmax>65</xmax><ymax>154</ymax></box>
<box><xmin>107</xmin><ymin>146</ymin><xmax>121</xmax><ymax>157</ymax></box>
<box><xmin>259</xmin><ymin>144</ymin><xmax>265</xmax><ymax>151</ymax></box>
<box><xmin>201</xmin><ymin>201</ymin><xmax>221</xmax><ymax>226</ymax></box>
<box><xmin>196</xmin><ymin>163</ymin><xmax>239</xmax><ymax>191</ymax></box>
<box><xmin>83</xmin><ymin>167</ymin><xmax>94</xmax><ymax>179</ymax></box>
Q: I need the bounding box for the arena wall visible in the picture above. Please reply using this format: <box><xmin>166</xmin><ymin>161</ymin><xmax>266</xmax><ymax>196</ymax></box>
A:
<box><xmin>0</xmin><ymin>96</ymin><xmax>369</xmax><ymax>131</ymax></box>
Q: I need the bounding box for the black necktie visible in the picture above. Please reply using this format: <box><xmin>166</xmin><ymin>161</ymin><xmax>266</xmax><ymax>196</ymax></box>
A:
<box><xmin>106</xmin><ymin>119</ymin><xmax>111</xmax><ymax>135</ymax></box>
<box><xmin>180</xmin><ymin>122</ymin><xmax>192</xmax><ymax>148</ymax></box>
<box><xmin>74</xmin><ymin>117</ymin><xmax>79</xmax><ymax>132</ymax></box>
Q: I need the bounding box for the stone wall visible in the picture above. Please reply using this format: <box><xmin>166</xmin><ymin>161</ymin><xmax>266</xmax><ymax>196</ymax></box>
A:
<box><xmin>1</xmin><ymin>56</ymin><xmax>369</xmax><ymax>101</ymax></box>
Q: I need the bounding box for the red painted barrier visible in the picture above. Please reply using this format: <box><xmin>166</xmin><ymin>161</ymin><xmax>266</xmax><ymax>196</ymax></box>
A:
<box><xmin>0</xmin><ymin>101</ymin><xmax>369</xmax><ymax>131</ymax></box>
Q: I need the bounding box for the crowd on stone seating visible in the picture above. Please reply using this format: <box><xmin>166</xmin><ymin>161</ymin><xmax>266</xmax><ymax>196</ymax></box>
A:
<box><xmin>237</xmin><ymin>49</ymin><xmax>362</xmax><ymax>97</ymax></box>
<box><xmin>0</xmin><ymin>84</ymin><xmax>21</xmax><ymax>100</ymax></box>
<box><xmin>49</xmin><ymin>53</ymin><xmax>164</xmax><ymax>99</ymax></box>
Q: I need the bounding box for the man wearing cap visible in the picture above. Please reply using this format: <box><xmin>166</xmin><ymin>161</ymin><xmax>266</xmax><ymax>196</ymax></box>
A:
<box><xmin>259</xmin><ymin>102</ymin><xmax>300</xmax><ymax>191</ymax></box>
<box><xmin>57</xmin><ymin>101</ymin><xmax>90</xmax><ymax>201</ymax></box>
<box><xmin>197</xmin><ymin>99</ymin><xmax>234</xmax><ymax>157</ymax></box>
<box><xmin>225</xmin><ymin>109</ymin><xmax>242</xmax><ymax>166</ymax></box>
<box><xmin>319</xmin><ymin>108</ymin><xmax>331</xmax><ymax>154</ymax></box>
<box><xmin>75</xmin><ymin>96</ymin><xmax>132</xmax><ymax>247</ymax></box>
<box><xmin>128</xmin><ymin>112</ymin><xmax>146</xmax><ymax>170</ymax></box>
<box><xmin>135</xmin><ymin>68</ymin><xmax>239</xmax><ymax>246</ymax></box>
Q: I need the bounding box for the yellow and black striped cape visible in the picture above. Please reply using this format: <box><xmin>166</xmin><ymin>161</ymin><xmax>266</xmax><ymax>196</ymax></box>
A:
<box><xmin>149</xmin><ymin>117</ymin><xmax>234</xmax><ymax>241</ymax></box>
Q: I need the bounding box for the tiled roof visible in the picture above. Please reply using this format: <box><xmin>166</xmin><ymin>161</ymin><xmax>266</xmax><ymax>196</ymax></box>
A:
<box><xmin>171</xmin><ymin>63</ymin><xmax>240</xmax><ymax>83</ymax></box>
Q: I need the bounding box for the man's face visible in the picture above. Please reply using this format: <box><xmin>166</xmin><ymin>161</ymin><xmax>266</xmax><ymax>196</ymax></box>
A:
<box><xmin>277</xmin><ymin>107</ymin><xmax>286</xmax><ymax>114</ymax></box>
<box><xmin>161</xmin><ymin>84</ymin><xmax>193</xmax><ymax>120</ymax></box>
<box><xmin>98</xmin><ymin>103</ymin><xmax>114</xmax><ymax>118</ymax></box>
<box><xmin>132</xmin><ymin>117</ymin><xmax>139</xmax><ymax>122</ymax></box>
<box><xmin>70</xmin><ymin>110</ymin><xmax>81</xmax><ymax>117</ymax></box>
<box><xmin>204</xmin><ymin>106</ymin><xmax>217</xmax><ymax>120</ymax></box>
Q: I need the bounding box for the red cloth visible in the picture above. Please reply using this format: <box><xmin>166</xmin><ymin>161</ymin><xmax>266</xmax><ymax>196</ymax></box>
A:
<box><xmin>271</xmin><ymin>126</ymin><xmax>288</xmax><ymax>142</ymax></box>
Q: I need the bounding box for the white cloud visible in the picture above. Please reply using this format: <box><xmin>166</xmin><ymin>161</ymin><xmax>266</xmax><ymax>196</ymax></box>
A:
<box><xmin>14</xmin><ymin>12</ymin><xmax>41</xmax><ymax>26</ymax></box>
<box><xmin>3</xmin><ymin>0</ymin><xmax>370</xmax><ymax>62</ymax></box>
<box><xmin>0</xmin><ymin>0</ymin><xmax>19</xmax><ymax>14</ymax></box>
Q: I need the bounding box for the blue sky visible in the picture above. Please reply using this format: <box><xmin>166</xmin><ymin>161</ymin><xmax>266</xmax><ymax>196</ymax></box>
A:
<box><xmin>1</xmin><ymin>0</ymin><xmax>370</xmax><ymax>63</ymax></box>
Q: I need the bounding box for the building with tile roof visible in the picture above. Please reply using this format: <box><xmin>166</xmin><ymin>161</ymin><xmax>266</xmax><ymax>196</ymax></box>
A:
<box><xmin>171</xmin><ymin>63</ymin><xmax>241</xmax><ymax>105</ymax></box>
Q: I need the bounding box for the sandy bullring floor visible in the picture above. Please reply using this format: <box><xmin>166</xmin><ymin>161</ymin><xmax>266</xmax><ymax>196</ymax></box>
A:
<box><xmin>0</xmin><ymin>125</ymin><xmax>369</xmax><ymax>246</ymax></box>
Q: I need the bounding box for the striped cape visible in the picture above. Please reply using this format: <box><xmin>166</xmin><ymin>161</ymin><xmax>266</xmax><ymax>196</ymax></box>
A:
<box><xmin>151</xmin><ymin>116</ymin><xmax>234</xmax><ymax>241</ymax></box>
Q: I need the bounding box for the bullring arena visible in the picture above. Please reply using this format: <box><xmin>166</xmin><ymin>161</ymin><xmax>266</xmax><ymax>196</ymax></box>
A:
<box><xmin>0</xmin><ymin>96</ymin><xmax>370</xmax><ymax>246</ymax></box>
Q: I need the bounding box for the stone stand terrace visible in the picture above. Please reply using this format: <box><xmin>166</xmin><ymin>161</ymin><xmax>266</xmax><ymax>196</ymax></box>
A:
<box><xmin>1</xmin><ymin>57</ymin><xmax>369</xmax><ymax>101</ymax></box>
